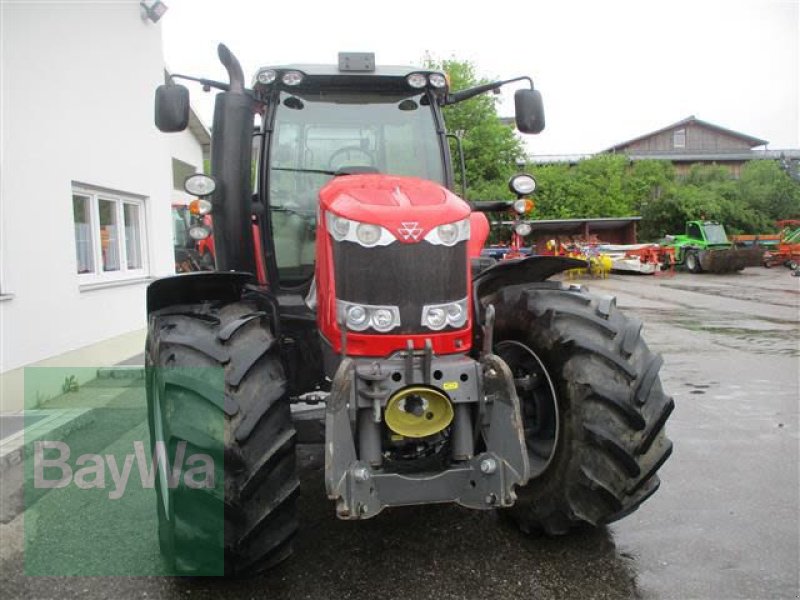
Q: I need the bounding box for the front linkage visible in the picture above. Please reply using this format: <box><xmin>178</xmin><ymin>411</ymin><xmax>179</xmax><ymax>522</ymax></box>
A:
<box><xmin>325</xmin><ymin>349</ymin><xmax>530</xmax><ymax>519</ymax></box>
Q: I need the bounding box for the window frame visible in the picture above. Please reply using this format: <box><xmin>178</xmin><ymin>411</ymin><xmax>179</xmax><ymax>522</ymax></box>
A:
<box><xmin>71</xmin><ymin>184</ymin><xmax>149</xmax><ymax>285</ymax></box>
<box><xmin>673</xmin><ymin>128</ymin><xmax>686</xmax><ymax>149</ymax></box>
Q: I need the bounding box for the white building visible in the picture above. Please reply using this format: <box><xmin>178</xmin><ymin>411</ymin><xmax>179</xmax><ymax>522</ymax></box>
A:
<box><xmin>0</xmin><ymin>2</ymin><xmax>209</xmax><ymax>412</ymax></box>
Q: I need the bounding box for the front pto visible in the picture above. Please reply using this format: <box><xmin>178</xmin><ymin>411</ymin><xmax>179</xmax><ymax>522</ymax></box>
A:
<box><xmin>325</xmin><ymin>347</ymin><xmax>530</xmax><ymax>519</ymax></box>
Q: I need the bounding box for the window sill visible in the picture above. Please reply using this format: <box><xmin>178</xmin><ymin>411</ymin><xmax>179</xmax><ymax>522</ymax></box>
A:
<box><xmin>79</xmin><ymin>277</ymin><xmax>155</xmax><ymax>293</ymax></box>
<box><xmin>0</xmin><ymin>293</ymin><xmax>15</xmax><ymax>302</ymax></box>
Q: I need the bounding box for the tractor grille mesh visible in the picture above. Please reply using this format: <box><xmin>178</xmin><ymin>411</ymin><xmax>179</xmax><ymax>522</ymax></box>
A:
<box><xmin>332</xmin><ymin>240</ymin><xmax>467</xmax><ymax>334</ymax></box>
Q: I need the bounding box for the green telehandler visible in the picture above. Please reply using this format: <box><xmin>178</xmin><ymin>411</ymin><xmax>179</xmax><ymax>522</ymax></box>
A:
<box><xmin>665</xmin><ymin>220</ymin><xmax>764</xmax><ymax>273</ymax></box>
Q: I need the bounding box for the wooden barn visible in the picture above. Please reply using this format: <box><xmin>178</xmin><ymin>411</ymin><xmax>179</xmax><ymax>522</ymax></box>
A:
<box><xmin>605</xmin><ymin>116</ymin><xmax>768</xmax><ymax>178</ymax></box>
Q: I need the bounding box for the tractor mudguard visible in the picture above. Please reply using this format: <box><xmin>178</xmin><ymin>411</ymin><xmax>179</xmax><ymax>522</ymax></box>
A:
<box><xmin>146</xmin><ymin>271</ymin><xmax>253</xmax><ymax>314</ymax></box>
<box><xmin>473</xmin><ymin>255</ymin><xmax>587</xmax><ymax>299</ymax></box>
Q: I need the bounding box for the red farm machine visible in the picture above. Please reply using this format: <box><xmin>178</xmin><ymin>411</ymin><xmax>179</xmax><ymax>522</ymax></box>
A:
<box><xmin>147</xmin><ymin>45</ymin><xmax>673</xmax><ymax>575</ymax></box>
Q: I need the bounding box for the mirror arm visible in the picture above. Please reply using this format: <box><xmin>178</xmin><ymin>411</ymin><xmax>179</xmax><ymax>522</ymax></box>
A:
<box><xmin>169</xmin><ymin>73</ymin><xmax>230</xmax><ymax>92</ymax></box>
<box><xmin>445</xmin><ymin>76</ymin><xmax>534</xmax><ymax>105</ymax></box>
<box><xmin>469</xmin><ymin>201</ymin><xmax>514</xmax><ymax>212</ymax></box>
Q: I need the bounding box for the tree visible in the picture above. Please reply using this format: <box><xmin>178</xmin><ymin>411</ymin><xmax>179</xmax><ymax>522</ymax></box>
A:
<box><xmin>426</xmin><ymin>57</ymin><xmax>526</xmax><ymax>201</ymax></box>
<box><xmin>737</xmin><ymin>160</ymin><xmax>800</xmax><ymax>222</ymax></box>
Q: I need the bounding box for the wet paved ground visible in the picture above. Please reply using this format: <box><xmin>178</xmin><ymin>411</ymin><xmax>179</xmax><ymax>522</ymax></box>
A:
<box><xmin>1</xmin><ymin>268</ymin><xmax>797</xmax><ymax>599</ymax></box>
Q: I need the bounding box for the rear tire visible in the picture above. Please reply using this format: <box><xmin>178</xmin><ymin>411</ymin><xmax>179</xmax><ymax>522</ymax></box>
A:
<box><xmin>490</xmin><ymin>283</ymin><xmax>673</xmax><ymax>535</ymax></box>
<box><xmin>146</xmin><ymin>298</ymin><xmax>298</xmax><ymax>576</ymax></box>
<box><xmin>786</xmin><ymin>260</ymin><xmax>799</xmax><ymax>271</ymax></box>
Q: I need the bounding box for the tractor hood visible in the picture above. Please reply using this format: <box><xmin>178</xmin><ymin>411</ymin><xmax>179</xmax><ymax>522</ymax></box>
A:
<box><xmin>319</xmin><ymin>175</ymin><xmax>471</xmax><ymax>243</ymax></box>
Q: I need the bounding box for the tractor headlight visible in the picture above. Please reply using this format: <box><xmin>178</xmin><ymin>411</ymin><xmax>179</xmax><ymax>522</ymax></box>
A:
<box><xmin>282</xmin><ymin>71</ymin><xmax>304</xmax><ymax>86</ymax></box>
<box><xmin>515</xmin><ymin>222</ymin><xmax>532</xmax><ymax>236</ymax></box>
<box><xmin>406</xmin><ymin>73</ymin><xmax>427</xmax><ymax>88</ymax></box>
<box><xmin>346</xmin><ymin>305</ymin><xmax>368</xmax><ymax>329</ymax></box>
<box><xmin>371</xmin><ymin>308</ymin><xmax>396</xmax><ymax>332</ymax></box>
<box><xmin>255</xmin><ymin>69</ymin><xmax>277</xmax><ymax>85</ymax></box>
<box><xmin>424</xmin><ymin>307</ymin><xmax>447</xmax><ymax>330</ymax></box>
<box><xmin>188</xmin><ymin>225</ymin><xmax>210</xmax><ymax>240</ymax></box>
<box><xmin>331</xmin><ymin>215</ymin><xmax>351</xmax><ymax>238</ymax></box>
<box><xmin>509</xmin><ymin>173</ymin><xmax>536</xmax><ymax>196</ymax></box>
<box><xmin>424</xmin><ymin>218</ymin><xmax>470</xmax><ymax>246</ymax></box>
<box><xmin>184</xmin><ymin>174</ymin><xmax>217</xmax><ymax>197</ymax></box>
<box><xmin>429</xmin><ymin>73</ymin><xmax>447</xmax><ymax>88</ymax></box>
<box><xmin>356</xmin><ymin>223</ymin><xmax>381</xmax><ymax>246</ymax></box>
<box><xmin>326</xmin><ymin>213</ymin><xmax>396</xmax><ymax>247</ymax></box>
<box><xmin>337</xmin><ymin>301</ymin><xmax>401</xmax><ymax>333</ymax></box>
<box><xmin>421</xmin><ymin>298</ymin><xmax>468</xmax><ymax>330</ymax></box>
<box><xmin>437</xmin><ymin>223</ymin><xmax>458</xmax><ymax>245</ymax></box>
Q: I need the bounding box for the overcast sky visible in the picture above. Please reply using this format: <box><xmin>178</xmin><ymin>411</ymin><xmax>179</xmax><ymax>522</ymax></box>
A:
<box><xmin>161</xmin><ymin>0</ymin><xmax>799</xmax><ymax>157</ymax></box>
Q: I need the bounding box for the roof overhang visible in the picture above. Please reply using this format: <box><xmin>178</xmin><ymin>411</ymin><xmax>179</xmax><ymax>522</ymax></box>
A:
<box><xmin>498</xmin><ymin>217</ymin><xmax>641</xmax><ymax>233</ymax></box>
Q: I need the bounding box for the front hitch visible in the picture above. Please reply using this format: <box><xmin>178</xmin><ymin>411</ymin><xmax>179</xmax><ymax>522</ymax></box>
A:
<box><xmin>324</xmin><ymin>352</ymin><xmax>530</xmax><ymax>519</ymax></box>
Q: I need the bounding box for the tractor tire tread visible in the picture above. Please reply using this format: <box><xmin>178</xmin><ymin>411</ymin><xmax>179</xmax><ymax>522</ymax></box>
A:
<box><xmin>147</xmin><ymin>298</ymin><xmax>297</xmax><ymax>577</ymax></box>
<box><xmin>487</xmin><ymin>282</ymin><xmax>672</xmax><ymax>534</ymax></box>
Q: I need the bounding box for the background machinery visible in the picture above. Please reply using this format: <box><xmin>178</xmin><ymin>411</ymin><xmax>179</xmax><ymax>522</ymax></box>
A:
<box><xmin>664</xmin><ymin>220</ymin><xmax>763</xmax><ymax>273</ymax></box>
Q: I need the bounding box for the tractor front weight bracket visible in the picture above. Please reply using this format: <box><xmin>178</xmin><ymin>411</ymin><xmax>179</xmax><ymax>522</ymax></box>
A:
<box><xmin>324</xmin><ymin>352</ymin><xmax>531</xmax><ymax>519</ymax></box>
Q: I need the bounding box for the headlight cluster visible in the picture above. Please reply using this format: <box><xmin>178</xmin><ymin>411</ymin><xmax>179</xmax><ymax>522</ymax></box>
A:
<box><xmin>336</xmin><ymin>298</ymin><xmax>469</xmax><ymax>333</ymax></box>
<box><xmin>326</xmin><ymin>213</ymin><xmax>396</xmax><ymax>247</ymax></box>
<box><xmin>327</xmin><ymin>212</ymin><xmax>471</xmax><ymax>248</ymax></box>
<box><xmin>253</xmin><ymin>68</ymin><xmax>305</xmax><ymax>87</ymax></box>
<box><xmin>406</xmin><ymin>72</ymin><xmax>447</xmax><ymax>89</ymax></box>
<box><xmin>421</xmin><ymin>298</ymin><xmax>468</xmax><ymax>331</ymax></box>
<box><xmin>424</xmin><ymin>218</ymin><xmax>470</xmax><ymax>246</ymax></box>
<box><xmin>337</xmin><ymin>301</ymin><xmax>401</xmax><ymax>333</ymax></box>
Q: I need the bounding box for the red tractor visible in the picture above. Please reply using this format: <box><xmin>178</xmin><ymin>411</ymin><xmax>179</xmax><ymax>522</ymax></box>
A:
<box><xmin>148</xmin><ymin>45</ymin><xmax>672</xmax><ymax>576</ymax></box>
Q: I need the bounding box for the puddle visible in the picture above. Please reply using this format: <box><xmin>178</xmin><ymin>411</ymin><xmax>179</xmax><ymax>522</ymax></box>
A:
<box><xmin>662</xmin><ymin>283</ymin><xmax>799</xmax><ymax>308</ymax></box>
<box><xmin>630</xmin><ymin>307</ymin><xmax>800</xmax><ymax>357</ymax></box>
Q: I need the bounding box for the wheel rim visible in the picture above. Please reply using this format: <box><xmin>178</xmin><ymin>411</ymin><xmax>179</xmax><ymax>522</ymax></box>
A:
<box><xmin>152</xmin><ymin>384</ymin><xmax>170</xmax><ymax>518</ymax></box>
<box><xmin>495</xmin><ymin>340</ymin><xmax>559</xmax><ymax>478</ymax></box>
<box><xmin>687</xmin><ymin>253</ymin><xmax>697</xmax><ymax>270</ymax></box>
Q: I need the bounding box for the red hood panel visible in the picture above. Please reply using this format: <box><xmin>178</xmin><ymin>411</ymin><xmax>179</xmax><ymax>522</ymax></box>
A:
<box><xmin>319</xmin><ymin>175</ymin><xmax>471</xmax><ymax>242</ymax></box>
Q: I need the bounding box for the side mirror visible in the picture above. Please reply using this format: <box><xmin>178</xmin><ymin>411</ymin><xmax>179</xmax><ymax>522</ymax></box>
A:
<box><xmin>514</xmin><ymin>89</ymin><xmax>545</xmax><ymax>134</ymax></box>
<box><xmin>154</xmin><ymin>84</ymin><xmax>190</xmax><ymax>132</ymax></box>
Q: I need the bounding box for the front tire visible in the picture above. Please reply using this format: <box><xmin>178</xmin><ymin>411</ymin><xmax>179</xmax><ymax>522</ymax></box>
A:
<box><xmin>490</xmin><ymin>283</ymin><xmax>673</xmax><ymax>535</ymax></box>
<box><xmin>685</xmin><ymin>250</ymin><xmax>702</xmax><ymax>273</ymax></box>
<box><xmin>146</xmin><ymin>298</ymin><xmax>298</xmax><ymax>576</ymax></box>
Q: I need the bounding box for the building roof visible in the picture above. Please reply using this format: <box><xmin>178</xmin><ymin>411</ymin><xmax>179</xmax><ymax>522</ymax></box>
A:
<box><xmin>605</xmin><ymin>116</ymin><xmax>768</xmax><ymax>153</ymax></box>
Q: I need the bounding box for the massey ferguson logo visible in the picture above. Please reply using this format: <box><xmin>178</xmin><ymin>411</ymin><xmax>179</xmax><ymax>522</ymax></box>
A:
<box><xmin>398</xmin><ymin>222</ymin><xmax>423</xmax><ymax>241</ymax></box>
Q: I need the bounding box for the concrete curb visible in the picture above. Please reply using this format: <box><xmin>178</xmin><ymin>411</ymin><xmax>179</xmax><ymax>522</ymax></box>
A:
<box><xmin>0</xmin><ymin>408</ymin><xmax>95</xmax><ymax>524</ymax></box>
<box><xmin>96</xmin><ymin>366</ymin><xmax>144</xmax><ymax>380</ymax></box>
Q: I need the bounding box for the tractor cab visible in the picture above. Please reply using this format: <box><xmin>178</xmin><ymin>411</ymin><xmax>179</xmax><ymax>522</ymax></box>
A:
<box><xmin>251</xmin><ymin>62</ymin><xmax>453</xmax><ymax>289</ymax></box>
<box><xmin>685</xmin><ymin>220</ymin><xmax>731</xmax><ymax>246</ymax></box>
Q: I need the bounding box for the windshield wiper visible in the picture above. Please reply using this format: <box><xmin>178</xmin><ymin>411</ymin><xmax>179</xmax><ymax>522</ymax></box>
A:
<box><xmin>272</xmin><ymin>166</ymin><xmax>380</xmax><ymax>176</ymax></box>
<box><xmin>272</xmin><ymin>167</ymin><xmax>337</xmax><ymax>176</ymax></box>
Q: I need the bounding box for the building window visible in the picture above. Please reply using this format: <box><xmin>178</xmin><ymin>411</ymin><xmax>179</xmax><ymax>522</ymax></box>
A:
<box><xmin>673</xmin><ymin>129</ymin><xmax>686</xmax><ymax>149</ymax></box>
<box><xmin>72</xmin><ymin>185</ymin><xmax>147</xmax><ymax>282</ymax></box>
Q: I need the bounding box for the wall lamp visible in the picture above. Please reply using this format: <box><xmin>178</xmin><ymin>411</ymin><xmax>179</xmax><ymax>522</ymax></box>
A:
<box><xmin>140</xmin><ymin>0</ymin><xmax>168</xmax><ymax>24</ymax></box>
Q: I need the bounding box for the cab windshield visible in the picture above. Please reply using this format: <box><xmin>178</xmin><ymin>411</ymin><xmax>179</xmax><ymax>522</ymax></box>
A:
<box><xmin>266</xmin><ymin>90</ymin><xmax>445</xmax><ymax>286</ymax></box>
<box><xmin>703</xmin><ymin>223</ymin><xmax>729</xmax><ymax>244</ymax></box>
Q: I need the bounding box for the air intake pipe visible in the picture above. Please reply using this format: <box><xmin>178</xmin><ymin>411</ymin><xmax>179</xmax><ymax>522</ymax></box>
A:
<box><xmin>210</xmin><ymin>44</ymin><xmax>257</xmax><ymax>274</ymax></box>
